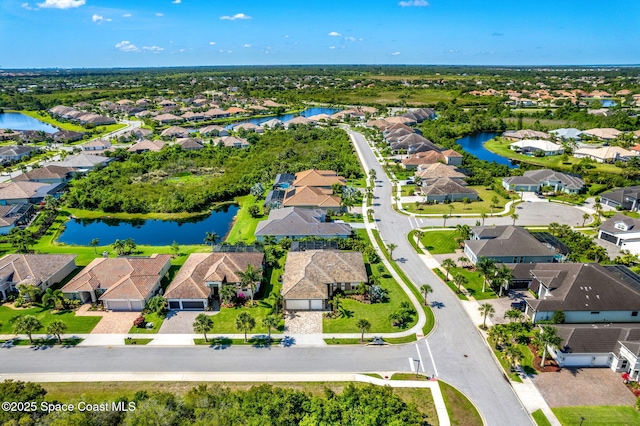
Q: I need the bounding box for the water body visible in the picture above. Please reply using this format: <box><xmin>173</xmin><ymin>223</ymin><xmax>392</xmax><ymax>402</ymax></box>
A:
<box><xmin>58</xmin><ymin>204</ymin><xmax>239</xmax><ymax>246</ymax></box>
<box><xmin>0</xmin><ymin>112</ymin><xmax>58</xmax><ymax>133</ymax></box>
<box><xmin>455</xmin><ymin>132</ymin><xmax>516</xmax><ymax>168</ymax></box>
<box><xmin>600</xmin><ymin>100</ymin><xmax>617</xmax><ymax>108</ymax></box>
<box><xmin>226</xmin><ymin>107</ymin><xmax>341</xmax><ymax>128</ymax></box>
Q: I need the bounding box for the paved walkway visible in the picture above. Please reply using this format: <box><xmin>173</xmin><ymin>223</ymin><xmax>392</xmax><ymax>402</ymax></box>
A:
<box><xmin>284</xmin><ymin>310</ymin><xmax>323</xmax><ymax>334</ymax></box>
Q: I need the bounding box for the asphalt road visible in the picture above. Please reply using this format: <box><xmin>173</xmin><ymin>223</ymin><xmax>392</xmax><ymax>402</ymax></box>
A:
<box><xmin>348</xmin><ymin>129</ymin><xmax>533</xmax><ymax>426</ymax></box>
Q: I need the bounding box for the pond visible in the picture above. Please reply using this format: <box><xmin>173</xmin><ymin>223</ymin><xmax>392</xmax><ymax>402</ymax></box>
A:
<box><xmin>455</xmin><ymin>132</ymin><xmax>516</xmax><ymax>168</ymax></box>
<box><xmin>226</xmin><ymin>107</ymin><xmax>341</xmax><ymax>128</ymax></box>
<box><xmin>0</xmin><ymin>112</ymin><xmax>58</xmax><ymax>133</ymax></box>
<box><xmin>58</xmin><ymin>204</ymin><xmax>239</xmax><ymax>246</ymax></box>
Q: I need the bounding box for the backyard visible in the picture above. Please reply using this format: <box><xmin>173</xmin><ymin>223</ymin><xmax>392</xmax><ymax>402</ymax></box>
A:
<box><xmin>225</xmin><ymin>195</ymin><xmax>263</xmax><ymax>244</ymax></box>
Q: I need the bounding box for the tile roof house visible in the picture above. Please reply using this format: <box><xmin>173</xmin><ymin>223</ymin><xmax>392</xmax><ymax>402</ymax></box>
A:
<box><xmin>503</xmin><ymin>130</ymin><xmax>550</xmax><ymax>141</ymax></box>
<box><xmin>13</xmin><ymin>165</ymin><xmax>74</xmax><ymax>184</ymax></box>
<box><xmin>573</xmin><ymin>146</ymin><xmax>638</xmax><ymax>163</ymax></box>
<box><xmin>292</xmin><ymin>169</ymin><xmax>346</xmax><ymax>189</ymax></box>
<box><xmin>82</xmin><ymin>139</ymin><xmax>111</xmax><ymax>151</ymax></box>
<box><xmin>582</xmin><ymin>128</ymin><xmax>623</xmax><ymax>140</ymax></box>
<box><xmin>255</xmin><ymin>207</ymin><xmax>352</xmax><ymax>241</ymax></box>
<box><xmin>199</xmin><ymin>125</ymin><xmax>228</xmax><ymax>136</ymax></box>
<box><xmin>49</xmin><ymin>153</ymin><xmax>112</xmax><ymax>171</ymax></box>
<box><xmin>128</xmin><ymin>139</ymin><xmax>165</xmax><ymax>154</ymax></box>
<box><xmin>390</xmin><ymin>134</ymin><xmax>440</xmax><ymax>154</ymax></box>
<box><xmin>160</xmin><ymin>126</ymin><xmax>190</xmax><ymax>139</ymax></box>
<box><xmin>214</xmin><ymin>136</ymin><xmax>250</xmax><ymax>148</ymax></box>
<box><xmin>52</xmin><ymin>130</ymin><xmax>86</xmax><ymax>143</ymax></box>
<box><xmin>176</xmin><ymin>137</ymin><xmax>204</xmax><ymax>150</ymax></box>
<box><xmin>601</xmin><ymin>186</ymin><xmax>640</xmax><ymax>212</ymax></box>
<box><xmin>282</xmin><ymin>186</ymin><xmax>342</xmax><ymax>211</ymax></box>
<box><xmin>0</xmin><ymin>181</ymin><xmax>62</xmax><ymax>205</ymax></box>
<box><xmin>502</xmin><ymin>169</ymin><xmax>585</xmax><ymax>194</ymax></box>
<box><xmin>0</xmin><ymin>146</ymin><xmax>39</xmax><ymax>163</ymax></box>
<box><xmin>0</xmin><ymin>204</ymin><xmax>35</xmax><ymax>235</ymax></box>
<box><xmin>234</xmin><ymin>122</ymin><xmax>264</xmax><ymax>133</ymax></box>
<box><xmin>402</xmin><ymin>150</ymin><xmax>463</xmax><ymax>170</ymax></box>
<box><xmin>420</xmin><ymin>178</ymin><xmax>479</xmax><ymax>203</ymax></box>
<box><xmin>154</xmin><ymin>114</ymin><xmax>184</xmax><ymax>124</ymax></box>
<box><xmin>164</xmin><ymin>252</ymin><xmax>265</xmax><ymax>310</ymax></box>
<box><xmin>415</xmin><ymin>163</ymin><xmax>466</xmax><ymax>180</ymax></box>
<box><xmin>464</xmin><ymin>226</ymin><xmax>556</xmax><ymax>264</ymax></box>
<box><xmin>61</xmin><ymin>254</ymin><xmax>171</xmax><ymax>311</ymax></box>
<box><xmin>281</xmin><ymin>250</ymin><xmax>367</xmax><ymax>310</ymax></box>
<box><xmin>598</xmin><ymin>214</ymin><xmax>640</xmax><ymax>255</ymax></box>
<box><xmin>509</xmin><ymin>140</ymin><xmax>564</xmax><ymax>156</ymax></box>
<box><xmin>0</xmin><ymin>254</ymin><xmax>76</xmax><ymax>300</ymax></box>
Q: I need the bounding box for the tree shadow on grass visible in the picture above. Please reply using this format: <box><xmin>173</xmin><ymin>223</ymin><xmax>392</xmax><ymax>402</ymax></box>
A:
<box><xmin>211</xmin><ymin>337</ymin><xmax>231</xmax><ymax>350</ymax></box>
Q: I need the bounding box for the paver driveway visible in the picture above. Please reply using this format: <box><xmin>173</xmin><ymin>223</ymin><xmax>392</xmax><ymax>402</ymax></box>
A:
<box><xmin>284</xmin><ymin>310</ymin><xmax>323</xmax><ymax>334</ymax></box>
<box><xmin>158</xmin><ymin>310</ymin><xmax>217</xmax><ymax>334</ymax></box>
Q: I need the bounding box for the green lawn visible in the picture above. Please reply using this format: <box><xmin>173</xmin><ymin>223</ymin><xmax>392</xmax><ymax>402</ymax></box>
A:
<box><xmin>1</xmin><ymin>337</ymin><xmax>83</xmax><ymax>346</ymax></box>
<box><xmin>439</xmin><ymin>381</ymin><xmax>483</xmax><ymax>426</ymax></box>
<box><xmin>225</xmin><ymin>195</ymin><xmax>263</xmax><ymax>244</ymax></box>
<box><xmin>124</xmin><ymin>338</ymin><xmax>152</xmax><ymax>345</ymax></box>
<box><xmin>407</xmin><ymin>230</ymin><xmax>425</xmax><ymax>254</ymax></box>
<box><xmin>0</xmin><ymin>305</ymin><xmax>101</xmax><ymax>334</ymax></box>
<box><xmin>128</xmin><ymin>312</ymin><xmax>165</xmax><ymax>334</ymax></box>
<box><xmin>447</xmin><ymin>267</ymin><xmax>497</xmax><ymax>300</ymax></box>
<box><xmin>552</xmin><ymin>406</ymin><xmax>640</xmax><ymax>426</ymax></box>
<box><xmin>194</xmin><ymin>337</ymin><xmax>282</xmax><ymax>346</ymax></box>
<box><xmin>532</xmin><ymin>409</ymin><xmax>553</xmax><ymax>426</ymax></box>
<box><xmin>434</xmin><ymin>268</ymin><xmax>469</xmax><ymax>301</ymax></box>
<box><xmin>421</xmin><ymin>230</ymin><xmax>459</xmax><ymax>254</ymax></box>
<box><xmin>403</xmin><ymin>186</ymin><xmax>511</xmax><ymax>215</ymax></box>
<box><xmin>18</xmin><ymin>110</ymin><xmax>126</xmax><ymax>138</ymax></box>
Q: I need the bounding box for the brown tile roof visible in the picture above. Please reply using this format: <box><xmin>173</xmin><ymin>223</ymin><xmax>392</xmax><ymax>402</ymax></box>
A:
<box><xmin>160</xmin><ymin>126</ymin><xmax>189</xmax><ymax>137</ymax></box>
<box><xmin>13</xmin><ymin>165</ymin><xmax>73</xmax><ymax>182</ymax></box>
<box><xmin>416</xmin><ymin>163</ymin><xmax>466</xmax><ymax>180</ymax></box>
<box><xmin>282</xmin><ymin>186</ymin><xmax>341</xmax><ymax>208</ymax></box>
<box><xmin>0</xmin><ymin>181</ymin><xmax>52</xmax><ymax>200</ymax></box>
<box><xmin>165</xmin><ymin>253</ymin><xmax>264</xmax><ymax>299</ymax></box>
<box><xmin>293</xmin><ymin>169</ymin><xmax>346</xmax><ymax>187</ymax></box>
<box><xmin>0</xmin><ymin>254</ymin><xmax>76</xmax><ymax>288</ymax></box>
<box><xmin>226</xmin><ymin>107</ymin><xmax>248</xmax><ymax>114</ymax></box>
<box><xmin>402</xmin><ymin>151</ymin><xmax>444</xmax><ymax>166</ymax></box>
<box><xmin>282</xmin><ymin>250</ymin><xmax>367</xmax><ymax>299</ymax></box>
<box><xmin>128</xmin><ymin>139</ymin><xmax>165</xmax><ymax>153</ymax></box>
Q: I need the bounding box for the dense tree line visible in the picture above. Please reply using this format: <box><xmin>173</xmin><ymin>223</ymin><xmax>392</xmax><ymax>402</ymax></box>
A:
<box><xmin>66</xmin><ymin>126</ymin><xmax>362</xmax><ymax>213</ymax></box>
<box><xmin>0</xmin><ymin>381</ymin><xmax>429</xmax><ymax>426</ymax></box>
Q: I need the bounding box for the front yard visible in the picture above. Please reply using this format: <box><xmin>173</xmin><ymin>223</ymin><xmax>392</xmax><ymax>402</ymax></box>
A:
<box><xmin>420</xmin><ymin>230</ymin><xmax>460</xmax><ymax>254</ymax></box>
<box><xmin>0</xmin><ymin>305</ymin><xmax>101</xmax><ymax>334</ymax></box>
<box><xmin>442</xmin><ymin>266</ymin><xmax>497</xmax><ymax>300</ymax></box>
<box><xmin>403</xmin><ymin>186</ymin><xmax>512</xmax><ymax>215</ymax></box>
<box><xmin>552</xmin><ymin>406</ymin><xmax>640</xmax><ymax>425</ymax></box>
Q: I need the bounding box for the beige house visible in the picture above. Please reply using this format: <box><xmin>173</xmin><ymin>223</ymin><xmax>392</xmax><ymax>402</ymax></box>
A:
<box><xmin>61</xmin><ymin>254</ymin><xmax>171</xmax><ymax>311</ymax></box>
<box><xmin>415</xmin><ymin>163</ymin><xmax>467</xmax><ymax>180</ymax></box>
<box><xmin>293</xmin><ymin>169</ymin><xmax>346</xmax><ymax>189</ymax></box>
<box><xmin>165</xmin><ymin>252</ymin><xmax>265</xmax><ymax>310</ymax></box>
<box><xmin>582</xmin><ymin>128</ymin><xmax>623</xmax><ymax>140</ymax></box>
<box><xmin>281</xmin><ymin>250</ymin><xmax>367</xmax><ymax>310</ymax></box>
<box><xmin>128</xmin><ymin>139</ymin><xmax>165</xmax><ymax>154</ymax></box>
<box><xmin>0</xmin><ymin>254</ymin><xmax>76</xmax><ymax>300</ymax></box>
<box><xmin>573</xmin><ymin>146</ymin><xmax>638</xmax><ymax>163</ymax></box>
<box><xmin>282</xmin><ymin>186</ymin><xmax>342</xmax><ymax>211</ymax></box>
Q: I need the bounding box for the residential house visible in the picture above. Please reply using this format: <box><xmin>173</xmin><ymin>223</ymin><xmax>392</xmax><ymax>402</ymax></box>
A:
<box><xmin>255</xmin><ymin>207</ymin><xmax>352</xmax><ymax>241</ymax></box>
<box><xmin>550</xmin><ymin>128</ymin><xmax>583</xmax><ymax>141</ymax></box>
<box><xmin>573</xmin><ymin>146</ymin><xmax>638</xmax><ymax>163</ymax></box>
<box><xmin>402</xmin><ymin>108</ymin><xmax>436</xmax><ymax>123</ymax></box>
<box><xmin>82</xmin><ymin>139</ymin><xmax>111</xmax><ymax>152</ymax></box>
<box><xmin>0</xmin><ymin>130</ymin><xmax>20</xmax><ymax>141</ymax></box>
<box><xmin>160</xmin><ymin>126</ymin><xmax>190</xmax><ymax>139</ymax></box>
<box><xmin>52</xmin><ymin>130</ymin><xmax>85</xmax><ymax>143</ymax></box>
<box><xmin>176</xmin><ymin>138</ymin><xmax>204</xmax><ymax>150</ymax></box>
<box><xmin>503</xmin><ymin>130</ymin><xmax>550</xmax><ymax>141</ymax></box>
<box><xmin>214</xmin><ymin>136</ymin><xmax>250</xmax><ymax>148</ymax></box>
<box><xmin>292</xmin><ymin>169</ymin><xmax>346</xmax><ymax>189</ymax></box>
<box><xmin>0</xmin><ymin>146</ymin><xmax>39</xmax><ymax>164</ymax></box>
<box><xmin>601</xmin><ymin>186</ymin><xmax>640</xmax><ymax>211</ymax></box>
<box><xmin>261</xmin><ymin>118</ymin><xmax>284</xmax><ymax>129</ymax></box>
<box><xmin>509</xmin><ymin>140</ymin><xmax>564</xmax><ymax>156</ymax></box>
<box><xmin>420</xmin><ymin>178</ymin><xmax>479</xmax><ymax>203</ymax></box>
<box><xmin>401</xmin><ymin>149</ymin><xmax>463</xmax><ymax>170</ymax></box>
<box><xmin>13</xmin><ymin>165</ymin><xmax>74</xmax><ymax>184</ymax></box>
<box><xmin>384</xmin><ymin>116</ymin><xmax>415</xmax><ymax>126</ymax></box>
<box><xmin>281</xmin><ymin>186</ymin><xmax>342</xmax><ymax>212</ymax></box>
<box><xmin>199</xmin><ymin>125</ymin><xmax>228</xmax><ymax>136</ymax></box>
<box><xmin>286</xmin><ymin>116</ymin><xmax>311</xmax><ymax>127</ymax></box>
<box><xmin>182</xmin><ymin>111</ymin><xmax>205</xmax><ymax>122</ymax></box>
<box><xmin>464</xmin><ymin>226</ymin><xmax>557</xmax><ymax>264</ymax></box>
<box><xmin>502</xmin><ymin>169</ymin><xmax>585</xmax><ymax>194</ymax></box>
<box><xmin>61</xmin><ymin>254</ymin><xmax>171</xmax><ymax>311</ymax></box>
<box><xmin>415</xmin><ymin>163</ymin><xmax>466</xmax><ymax>181</ymax></box>
<box><xmin>0</xmin><ymin>181</ymin><xmax>62</xmax><ymax>205</ymax></box>
<box><xmin>390</xmin><ymin>134</ymin><xmax>439</xmax><ymax>154</ymax></box>
<box><xmin>154</xmin><ymin>114</ymin><xmax>184</xmax><ymax>125</ymax></box>
<box><xmin>203</xmin><ymin>108</ymin><xmax>230</xmax><ymax>119</ymax></box>
<box><xmin>598</xmin><ymin>214</ymin><xmax>640</xmax><ymax>255</ymax></box>
<box><xmin>0</xmin><ymin>254</ymin><xmax>76</xmax><ymax>300</ymax></box>
<box><xmin>128</xmin><ymin>140</ymin><xmax>165</xmax><ymax>154</ymax></box>
<box><xmin>582</xmin><ymin>128</ymin><xmax>623</xmax><ymax>140</ymax></box>
<box><xmin>49</xmin><ymin>153</ymin><xmax>112</xmax><ymax>172</ymax></box>
<box><xmin>165</xmin><ymin>252</ymin><xmax>265</xmax><ymax>310</ymax></box>
<box><xmin>281</xmin><ymin>250</ymin><xmax>367</xmax><ymax>310</ymax></box>
<box><xmin>234</xmin><ymin>122</ymin><xmax>264</xmax><ymax>133</ymax></box>
<box><xmin>0</xmin><ymin>204</ymin><xmax>35</xmax><ymax>235</ymax></box>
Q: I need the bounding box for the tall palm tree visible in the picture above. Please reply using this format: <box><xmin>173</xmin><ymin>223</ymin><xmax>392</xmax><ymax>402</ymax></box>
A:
<box><xmin>193</xmin><ymin>313</ymin><xmax>214</xmax><ymax>343</ymax></box>
<box><xmin>494</xmin><ymin>264</ymin><xmax>513</xmax><ymax>297</ymax></box>
<box><xmin>17</xmin><ymin>284</ymin><xmax>41</xmax><ymax>303</ymax></box>
<box><xmin>46</xmin><ymin>320</ymin><xmax>67</xmax><ymax>344</ymax></box>
<box><xmin>478</xmin><ymin>303</ymin><xmax>495</xmax><ymax>329</ymax></box>
<box><xmin>112</xmin><ymin>239</ymin><xmax>125</xmax><ymax>256</ymax></box>
<box><xmin>387</xmin><ymin>243</ymin><xmax>398</xmax><ymax>260</ymax></box>
<box><xmin>441</xmin><ymin>258</ymin><xmax>456</xmax><ymax>280</ymax></box>
<box><xmin>13</xmin><ymin>315</ymin><xmax>41</xmax><ymax>344</ymax></box>
<box><xmin>581</xmin><ymin>213</ymin><xmax>590</xmax><ymax>227</ymax></box>
<box><xmin>237</xmin><ymin>264</ymin><xmax>262</xmax><ymax>305</ymax></box>
<box><xmin>42</xmin><ymin>288</ymin><xmax>65</xmax><ymax>310</ymax></box>
<box><xmin>219</xmin><ymin>285</ymin><xmax>236</xmax><ymax>305</ymax></box>
<box><xmin>488</xmin><ymin>325</ymin><xmax>508</xmax><ymax>348</ymax></box>
<box><xmin>510</xmin><ymin>213</ymin><xmax>519</xmax><ymax>226</ymax></box>
<box><xmin>455</xmin><ymin>224</ymin><xmax>472</xmax><ymax>241</ymax></box>
<box><xmin>420</xmin><ymin>284</ymin><xmax>433</xmax><ymax>306</ymax></box>
<box><xmin>535</xmin><ymin>326</ymin><xmax>562</xmax><ymax>368</ymax></box>
<box><xmin>329</xmin><ymin>295</ymin><xmax>343</xmax><ymax>316</ymax></box>
<box><xmin>415</xmin><ymin>230</ymin><xmax>425</xmax><ymax>249</ymax></box>
<box><xmin>457</xmin><ymin>256</ymin><xmax>469</xmax><ymax>269</ymax></box>
<box><xmin>270</xmin><ymin>291</ymin><xmax>283</xmax><ymax>315</ymax></box>
<box><xmin>203</xmin><ymin>231</ymin><xmax>219</xmax><ymax>250</ymax></box>
<box><xmin>235</xmin><ymin>312</ymin><xmax>256</xmax><ymax>342</ymax></box>
<box><xmin>90</xmin><ymin>238</ymin><xmax>100</xmax><ymax>254</ymax></box>
<box><xmin>262</xmin><ymin>315</ymin><xmax>280</xmax><ymax>342</ymax></box>
<box><xmin>442</xmin><ymin>214</ymin><xmax>449</xmax><ymax>227</ymax></box>
<box><xmin>453</xmin><ymin>273</ymin><xmax>468</xmax><ymax>293</ymax></box>
<box><xmin>503</xmin><ymin>345</ymin><xmax>523</xmax><ymax>372</ymax></box>
<box><xmin>355</xmin><ymin>318</ymin><xmax>371</xmax><ymax>343</ymax></box>
<box><xmin>476</xmin><ymin>257</ymin><xmax>497</xmax><ymax>293</ymax></box>
<box><xmin>480</xmin><ymin>212</ymin><xmax>488</xmax><ymax>226</ymax></box>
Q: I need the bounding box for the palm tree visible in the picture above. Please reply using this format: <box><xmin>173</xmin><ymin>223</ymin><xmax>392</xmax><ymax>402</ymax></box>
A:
<box><xmin>145</xmin><ymin>295</ymin><xmax>168</xmax><ymax>315</ymax></box>
<box><xmin>480</xmin><ymin>212</ymin><xmax>488</xmax><ymax>226</ymax></box>
<box><xmin>455</xmin><ymin>224</ymin><xmax>472</xmax><ymax>241</ymax></box>
<box><xmin>124</xmin><ymin>238</ymin><xmax>136</xmax><ymax>255</ymax></box>
<box><xmin>270</xmin><ymin>291</ymin><xmax>283</xmax><ymax>315</ymax></box>
<box><xmin>17</xmin><ymin>284</ymin><xmax>41</xmax><ymax>303</ymax></box>
<box><xmin>457</xmin><ymin>256</ymin><xmax>469</xmax><ymax>269</ymax></box>
<box><xmin>355</xmin><ymin>318</ymin><xmax>371</xmax><ymax>343</ymax></box>
<box><xmin>420</xmin><ymin>284</ymin><xmax>433</xmax><ymax>306</ymax></box>
<box><xmin>582</xmin><ymin>213</ymin><xmax>590</xmax><ymax>227</ymax></box>
<box><xmin>448</xmin><ymin>204</ymin><xmax>455</xmax><ymax>216</ymax></box>
<box><xmin>504</xmin><ymin>309</ymin><xmax>524</xmax><ymax>323</ymax></box>
<box><xmin>503</xmin><ymin>345</ymin><xmax>523</xmax><ymax>372</ymax></box>
<box><xmin>193</xmin><ymin>313</ymin><xmax>214</xmax><ymax>343</ymax></box>
<box><xmin>89</xmin><ymin>238</ymin><xmax>100</xmax><ymax>254</ymax></box>
<box><xmin>593</xmin><ymin>202</ymin><xmax>603</xmax><ymax>220</ymax></box>
<box><xmin>387</xmin><ymin>243</ymin><xmax>398</xmax><ymax>260</ymax></box>
<box><xmin>235</xmin><ymin>312</ymin><xmax>256</xmax><ymax>342</ymax></box>
<box><xmin>488</xmin><ymin>325</ymin><xmax>508</xmax><ymax>348</ymax></box>
<box><xmin>442</xmin><ymin>214</ymin><xmax>449</xmax><ymax>227</ymax></box>
<box><xmin>490</xmin><ymin>196</ymin><xmax>500</xmax><ymax>216</ymax></box>
<box><xmin>329</xmin><ymin>295</ymin><xmax>343</xmax><ymax>316</ymax></box>
<box><xmin>13</xmin><ymin>315</ymin><xmax>41</xmax><ymax>344</ymax></box>
<box><xmin>219</xmin><ymin>285</ymin><xmax>236</xmax><ymax>305</ymax></box>
<box><xmin>42</xmin><ymin>288</ymin><xmax>65</xmax><ymax>310</ymax></box>
<box><xmin>453</xmin><ymin>273</ymin><xmax>468</xmax><ymax>293</ymax></box>
<box><xmin>369</xmin><ymin>168</ymin><xmax>377</xmax><ymax>181</ymax></box>
<box><xmin>237</xmin><ymin>264</ymin><xmax>262</xmax><ymax>305</ymax></box>
<box><xmin>494</xmin><ymin>264</ymin><xmax>513</xmax><ymax>297</ymax></box>
<box><xmin>441</xmin><ymin>258</ymin><xmax>456</xmax><ymax>280</ymax></box>
<box><xmin>476</xmin><ymin>257</ymin><xmax>497</xmax><ymax>293</ymax></box>
<box><xmin>46</xmin><ymin>320</ymin><xmax>67</xmax><ymax>344</ymax></box>
<box><xmin>263</xmin><ymin>235</ymin><xmax>277</xmax><ymax>246</ymax></box>
<box><xmin>112</xmin><ymin>239</ymin><xmax>125</xmax><ymax>256</ymax></box>
<box><xmin>478</xmin><ymin>303</ymin><xmax>495</xmax><ymax>328</ymax></box>
<box><xmin>510</xmin><ymin>213</ymin><xmax>519</xmax><ymax>226</ymax></box>
<box><xmin>415</xmin><ymin>230</ymin><xmax>424</xmax><ymax>249</ymax></box>
<box><xmin>535</xmin><ymin>326</ymin><xmax>562</xmax><ymax>368</ymax></box>
<box><xmin>204</xmin><ymin>231</ymin><xmax>219</xmax><ymax>250</ymax></box>
<box><xmin>262</xmin><ymin>315</ymin><xmax>280</xmax><ymax>342</ymax></box>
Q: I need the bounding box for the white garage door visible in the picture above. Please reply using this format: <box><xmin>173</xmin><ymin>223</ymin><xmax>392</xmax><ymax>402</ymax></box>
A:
<box><xmin>130</xmin><ymin>300</ymin><xmax>144</xmax><ymax>311</ymax></box>
<box><xmin>562</xmin><ymin>355</ymin><xmax>593</xmax><ymax>367</ymax></box>
<box><xmin>107</xmin><ymin>300</ymin><xmax>131</xmax><ymax>311</ymax></box>
<box><xmin>286</xmin><ymin>300</ymin><xmax>309</xmax><ymax>310</ymax></box>
<box><xmin>310</xmin><ymin>300</ymin><xmax>324</xmax><ymax>310</ymax></box>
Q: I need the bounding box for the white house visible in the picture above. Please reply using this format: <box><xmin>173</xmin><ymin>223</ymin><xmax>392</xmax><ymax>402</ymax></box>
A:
<box><xmin>509</xmin><ymin>139</ymin><xmax>564</xmax><ymax>156</ymax></box>
<box><xmin>598</xmin><ymin>214</ymin><xmax>640</xmax><ymax>256</ymax></box>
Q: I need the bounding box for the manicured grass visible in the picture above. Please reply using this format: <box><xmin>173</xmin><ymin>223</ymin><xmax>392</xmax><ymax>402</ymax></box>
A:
<box><xmin>124</xmin><ymin>338</ymin><xmax>152</xmax><ymax>345</ymax></box>
<box><xmin>439</xmin><ymin>380</ymin><xmax>483</xmax><ymax>426</ymax></box>
<box><xmin>421</xmin><ymin>230</ymin><xmax>459</xmax><ymax>254</ymax></box>
<box><xmin>391</xmin><ymin>373</ymin><xmax>431</xmax><ymax>381</ymax></box>
<box><xmin>194</xmin><ymin>337</ymin><xmax>282</xmax><ymax>346</ymax></box>
<box><xmin>225</xmin><ymin>195</ymin><xmax>263</xmax><ymax>244</ymax></box>
<box><xmin>127</xmin><ymin>312</ymin><xmax>165</xmax><ymax>334</ymax></box>
<box><xmin>492</xmin><ymin>346</ymin><xmax>523</xmax><ymax>383</ymax></box>
<box><xmin>64</xmin><ymin>207</ymin><xmax>209</xmax><ymax>221</ymax></box>
<box><xmin>401</xmin><ymin>185</ymin><xmax>418</xmax><ymax>196</ymax></box>
<box><xmin>434</xmin><ymin>268</ymin><xmax>469</xmax><ymax>301</ymax></box>
<box><xmin>0</xmin><ymin>305</ymin><xmax>101</xmax><ymax>334</ymax></box>
<box><xmin>448</xmin><ymin>266</ymin><xmax>497</xmax><ymax>300</ymax></box>
<box><xmin>1</xmin><ymin>337</ymin><xmax>82</xmax><ymax>346</ymax></box>
<box><xmin>404</xmin><ymin>186</ymin><xmax>511</xmax><ymax>215</ymax></box>
<box><xmin>552</xmin><ymin>406</ymin><xmax>640</xmax><ymax>426</ymax></box>
<box><xmin>407</xmin><ymin>230</ymin><xmax>425</xmax><ymax>254</ymax></box>
<box><xmin>532</xmin><ymin>409</ymin><xmax>553</xmax><ymax>426</ymax></box>
<box><xmin>19</xmin><ymin>110</ymin><xmax>126</xmax><ymax>138</ymax></box>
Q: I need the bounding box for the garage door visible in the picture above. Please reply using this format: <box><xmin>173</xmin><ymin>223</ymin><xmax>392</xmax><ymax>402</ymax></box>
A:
<box><xmin>130</xmin><ymin>300</ymin><xmax>144</xmax><ymax>311</ymax></box>
<box><xmin>169</xmin><ymin>301</ymin><xmax>181</xmax><ymax>310</ymax></box>
<box><xmin>182</xmin><ymin>301</ymin><xmax>206</xmax><ymax>310</ymax></box>
<box><xmin>286</xmin><ymin>300</ymin><xmax>309</xmax><ymax>310</ymax></box>
<box><xmin>561</xmin><ymin>355</ymin><xmax>593</xmax><ymax>367</ymax></box>
<box><xmin>107</xmin><ymin>300</ymin><xmax>131</xmax><ymax>311</ymax></box>
<box><xmin>310</xmin><ymin>300</ymin><xmax>324</xmax><ymax>310</ymax></box>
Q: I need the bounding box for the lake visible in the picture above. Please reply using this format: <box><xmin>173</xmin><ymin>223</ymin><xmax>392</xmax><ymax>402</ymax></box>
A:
<box><xmin>455</xmin><ymin>132</ymin><xmax>516</xmax><ymax>168</ymax></box>
<box><xmin>0</xmin><ymin>112</ymin><xmax>58</xmax><ymax>133</ymax></box>
<box><xmin>227</xmin><ymin>107</ymin><xmax>341</xmax><ymax>128</ymax></box>
<box><xmin>58</xmin><ymin>204</ymin><xmax>239</xmax><ymax>246</ymax></box>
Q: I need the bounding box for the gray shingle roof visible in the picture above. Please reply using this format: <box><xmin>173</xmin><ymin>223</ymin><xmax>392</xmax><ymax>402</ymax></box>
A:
<box><xmin>465</xmin><ymin>226</ymin><xmax>555</xmax><ymax>258</ymax></box>
<box><xmin>255</xmin><ymin>207</ymin><xmax>351</xmax><ymax>238</ymax></box>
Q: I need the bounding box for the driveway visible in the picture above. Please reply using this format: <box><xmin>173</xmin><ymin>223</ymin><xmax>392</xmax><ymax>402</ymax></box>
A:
<box><xmin>158</xmin><ymin>310</ymin><xmax>217</xmax><ymax>334</ymax></box>
<box><xmin>482</xmin><ymin>290</ymin><xmax>533</xmax><ymax>325</ymax></box>
<box><xmin>75</xmin><ymin>304</ymin><xmax>139</xmax><ymax>334</ymax></box>
<box><xmin>532</xmin><ymin>368</ymin><xmax>636</xmax><ymax>407</ymax></box>
<box><xmin>284</xmin><ymin>311</ymin><xmax>323</xmax><ymax>334</ymax></box>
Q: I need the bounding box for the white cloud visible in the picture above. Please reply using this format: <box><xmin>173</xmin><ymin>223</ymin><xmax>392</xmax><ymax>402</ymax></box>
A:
<box><xmin>220</xmin><ymin>13</ymin><xmax>251</xmax><ymax>21</ymax></box>
<box><xmin>92</xmin><ymin>14</ymin><xmax>111</xmax><ymax>23</ymax></box>
<box><xmin>329</xmin><ymin>46</ymin><xmax>336</xmax><ymax>49</ymax></box>
<box><xmin>143</xmin><ymin>46</ymin><xmax>164</xmax><ymax>53</ymax></box>
<box><xmin>115</xmin><ymin>41</ymin><xmax>139</xmax><ymax>52</ymax></box>
<box><xmin>284</xmin><ymin>35</ymin><xmax>289</xmax><ymax>38</ymax></box>
<box><xmin>37</xmin><ymin>0</ymin><xmax>85</xmax><ymax>9</ymax></box>
<box><xmin>21</xmin><ymin>3</ymin><xmax>34</xmax><ymax>10</ymax></box>
<box><xmin>327</xmin><ymin>31</ymin><xmax>341</xmax><ymax>37</ymax></box>
<box><xmin>123</xmin><ymin>13</ymin><xmax>132</xmax><ymax>17</ymax></box>
<box><xmin>172</xmin><ymin>0</ymin><xmax>181</xmax><ymax>3</ymax></box>
<box><xmin>391</xmin><ymin>51</ymin><xmax>401</xmax><ymax>55</ymax></box>
<box><xmin>156</xmin><ymin>12</ymin><xmax>164</xmax><ymax>16</ymax></box>
<box><xmin>243</xmin><ymin>44</ymin><xmax>252</xmax><ymax>48</ymax></box>
<box><xmin>344</xmin><ymin>36</ymin><xmax>356</xmax><ymax>42</ymax></box>
<box><xmin>209</xmin><ymin>41</ymin><xmax>216</xmax><ymax>45</ymax></box>
<box><xmin>398</xmin><ymin>0</ymin><xmax>429</xmax><ymax>7</ymax></box>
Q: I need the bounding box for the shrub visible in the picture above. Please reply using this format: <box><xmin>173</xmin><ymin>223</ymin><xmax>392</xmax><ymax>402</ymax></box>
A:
<box><xmin>14</xmin><ymin>296</ymin><xmax>25</xmax><ymax>308</ymax></box>
<box><xmin>551</xmin><ymin>310</ymin><xmax>565</xmax><ymax>324</ymax></box>
<box><xmin>369</xmin><ymin>285</ymin><xmax>387</xmax><ymax>303</ymax></box>
<box><xmin>133</xmin><ymin>315</ymin><xmax>146</xmax><ymax>328</ymax></box>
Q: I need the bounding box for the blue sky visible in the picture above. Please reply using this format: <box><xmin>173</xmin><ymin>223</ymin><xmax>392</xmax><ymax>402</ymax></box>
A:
<box><xmin>1</xmin><ymin>0</ymin><xmax>639</xmax><ymax>68</ymax></box>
